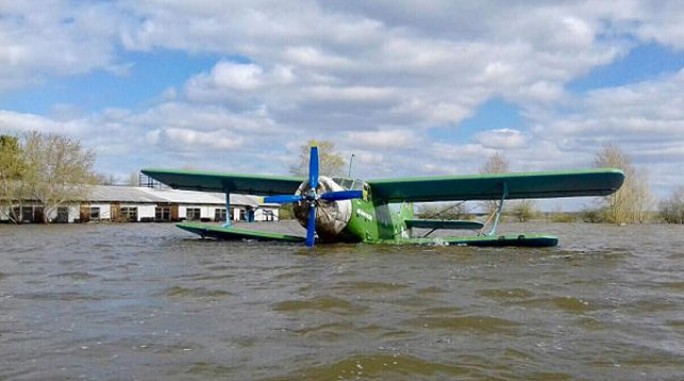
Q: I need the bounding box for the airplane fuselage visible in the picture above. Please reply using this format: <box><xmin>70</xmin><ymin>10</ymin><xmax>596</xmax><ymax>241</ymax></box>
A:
<box><xmin>343</xmin><ymin>197</ymin><xmax>414</xmax><ymax>243</ymax></box>
<box><xmin>291</xmin><ymin>177</ymin><xmax>414</xmax><ymax>244</ymax></box>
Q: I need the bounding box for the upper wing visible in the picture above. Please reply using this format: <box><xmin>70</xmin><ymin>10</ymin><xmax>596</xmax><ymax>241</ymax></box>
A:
<box><xmin>367</xmin><ymin>168</ymin><xmax>625</xmax><ymax>203</ymax></box>
<box><xmin>141</xmin><ymin>168</ymin><xmax>303</xmax><ymax>196</ymax></box>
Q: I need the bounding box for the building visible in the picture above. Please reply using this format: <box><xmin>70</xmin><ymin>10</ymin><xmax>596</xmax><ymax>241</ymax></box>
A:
<box><xmin>0</xmin><ymin>185</ymin><xmax>278</xmax><ymax>224</ymax></box>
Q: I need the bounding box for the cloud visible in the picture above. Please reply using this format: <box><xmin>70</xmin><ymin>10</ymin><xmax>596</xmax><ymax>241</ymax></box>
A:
<box><xmin>344</xmin><ymin>129</ymin><xmax>420</xmax><ymax>149</ymax></box>
<box><xmin>209</xmin><ymin>62</ymin><xmax>265</xmax><ymax>90</ymax></box>
<box><xmin>0</xmin><ymin>1</ymin><xmax>122</xmax><ymax>91</ymax></box>
<box><xmin>0</xmin><ymin>110</ymin><xmax>83</xmax><ymax>135</ymax></box>
<box><xmin>164</xmin><ymin>128</ymin><xmax>244</xmax><ymax>150</ymax></box>
<box><xmin>475</xmin><ymin>129</ymin><xmax>528</xmax><ymax>149</ymax></box>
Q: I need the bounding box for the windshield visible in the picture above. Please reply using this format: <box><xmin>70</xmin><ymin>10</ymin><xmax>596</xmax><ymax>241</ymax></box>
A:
<box><xmin>332</xmin><ymin>177</ymin><xmax>365</xmax><ymax>190</ymax></box>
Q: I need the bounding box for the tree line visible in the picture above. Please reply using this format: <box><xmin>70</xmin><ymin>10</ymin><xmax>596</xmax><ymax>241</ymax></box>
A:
<box><xmin>2</xmin><ymin>132</ymin><xmax>684</xmax><ymax>225</ymax></box>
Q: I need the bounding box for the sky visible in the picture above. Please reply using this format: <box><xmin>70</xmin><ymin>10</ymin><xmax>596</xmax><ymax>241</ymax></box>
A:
<box><xmin>1</xmin><ymin>1</ymin><xmax>684</xmax><ymax>210</ymax></box>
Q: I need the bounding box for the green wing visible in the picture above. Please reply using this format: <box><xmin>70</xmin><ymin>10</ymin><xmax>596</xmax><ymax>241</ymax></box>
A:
<box><xmin>368</xmin><ymin>168</ymin><xmax>625</xmax><ymax>203</ymax></box>
<box><xmin>141</xmin><ymin>168</ymin><xmax>303</xmax><ymax>195</ymax></box>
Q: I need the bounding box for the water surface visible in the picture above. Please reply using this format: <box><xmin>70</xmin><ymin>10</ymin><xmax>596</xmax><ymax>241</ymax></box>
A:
<box><xmin>1</xmin><ymin>222</ymin><xmax>683</xmax><ymax>380</ymax></box>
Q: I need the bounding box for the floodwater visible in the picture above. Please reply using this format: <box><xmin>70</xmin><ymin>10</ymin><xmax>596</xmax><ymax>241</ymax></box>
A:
<box><xmin>1</xmin><ymin>222</ymin><xmax>683</xmax><ymax>381</ymax></box>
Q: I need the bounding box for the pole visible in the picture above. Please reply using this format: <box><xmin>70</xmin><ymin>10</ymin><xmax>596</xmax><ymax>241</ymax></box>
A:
<box><xmin>348</xmin><ymin>154</ymin><xmax>355</xmax><ymax>178</ymax></box>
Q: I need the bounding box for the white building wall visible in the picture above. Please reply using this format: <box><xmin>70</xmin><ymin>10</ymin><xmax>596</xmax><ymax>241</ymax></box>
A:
<box><xmin>139</xmin><ymin>205</ymin><xmax>156</xmax><ymax>220</ymax></box>
<box><xmin>118</xmin><ymin>204</ymin><xmax>155</xmax><ymax>221</ymax></box>
<box><xmin>202</xmin><ymin>206</ymin><xmax>213</xmax><ymax>219</ymax></box>
<box><xmin>130</xmin><ymin>204</ymin><xmax>155</xmax><ymax>221</ymax></box>
<box><xmin>179</xmin><ymin>205</ymin><xmax>222</xmax><ymax>220</ymax></box>
<box><xmin>68</xmin><ymin>205</ymin><xmax>79</xmax><ymax>223</ymax></box>
<box><xmin>0</xmin><ymin>205</ymin><xmax>10</xmax><ymax>222</ymax></box>
<box><xmin>90</xmin><ymin>203</ymin><xmax>111</xmax><ymax>220</ymax></box>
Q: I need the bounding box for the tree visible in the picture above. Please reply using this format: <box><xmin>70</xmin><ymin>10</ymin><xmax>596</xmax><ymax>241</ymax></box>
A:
<box><xmin>480</xmin><ymin>151</ymin><xmax>509</xmax><ymax>174</ymax></box>
<box><xmin>511</xmin><ymin>199</ymin><xmax>536</xmax><ymax>222</ymax></box>
<box><xmin>127</xmin><ymin>171</ymin><xmax>140</xmax><ymax>186</ymax></box>
<box><xmin>593</xmin><ymin>144</ymin><xmax>652</xmax><ymax>224</ymax></box>
<box><xmin>659</xmin><ymin>186</ymin><xmax>684</xmax><ymax>224</ymax></box>
<box><xmin>416</xmin><ymin>202</ymin><xmax>469</xmax><ymax>220</ymax></box>
<box><xmin>21</xmin><ymin>131</ymin><xmax>98</xmax><ymax>223</ymax></box>
<box><xmin>96</xmin><ymin>173</ymin><xmax>118</xmax><ymax>185</ymax></box>
<box><xmin>290</xmin><ymin>139</ymin><xmax>346</xmax><ymax>177</ymax></box>
<box><xmin>0</xmin><ymin>135</ymin><xmax>27</xmax><ymax>223</ymax></box>
<box><xmin>480</xmin><ymin>152</ymin><xmax>510</xmax><ymax>214</ymax></box>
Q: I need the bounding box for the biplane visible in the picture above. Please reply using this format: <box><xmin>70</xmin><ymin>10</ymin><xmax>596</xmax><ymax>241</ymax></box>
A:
<box><xmin>142</xmin><ymin>146</ymin><xmax>624</xmax><ymax>248</ymax></box>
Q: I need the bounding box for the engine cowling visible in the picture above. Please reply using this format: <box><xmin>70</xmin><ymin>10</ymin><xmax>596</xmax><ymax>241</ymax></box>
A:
<box><xmin>292</xmin><ymin>176</ymin><xmax>352</xmax><ymax>242</ymax></box>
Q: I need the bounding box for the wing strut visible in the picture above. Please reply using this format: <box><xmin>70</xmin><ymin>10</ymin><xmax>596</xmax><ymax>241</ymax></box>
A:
<box><xmin>480</xmin><ymin>182</ymin><xmax>508</xmax><ymax>237</ymax></box>
<box><xmin>222</xmin><ymin>192</ymin><xmax>232</xmax><ymax>227</ymax></box>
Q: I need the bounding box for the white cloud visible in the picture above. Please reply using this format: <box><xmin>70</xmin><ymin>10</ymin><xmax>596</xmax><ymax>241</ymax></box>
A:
<box><xmin>475</xmin><ymin>129</ymin><xmax>528</xmax><ymax>150</ymax></box>
<box><xmin>164</xmin><ymin>128</ymin><xmax>243</xmax><ymax>150</ymax></box>
<box><xmin>344</xmin><ymin>129</ymin><xmax>419</xmax><ymax>149</ymax></box>
<box><xmin>0</xmin><ymin>1</ymin><xmax>122</xmax><ymax>91</ymax></box>
<box><xmin>211</xmin><ymin>62</ymin><xmax>265</xmax><ymax>90</ymax></box>
<box><xmin>284</xmin><ymin>46</ymin><xmax>355</xmax><ymax>69</ymax></box>
<box><xmin>0</xmin><ymin>110</ymin><xmax>83</xmax><ymax>135</ymax></box>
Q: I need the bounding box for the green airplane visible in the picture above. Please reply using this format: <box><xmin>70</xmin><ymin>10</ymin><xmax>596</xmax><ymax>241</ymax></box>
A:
<box><xmin>142</xmin><ymin>146</ymin><xmax>624</xmax><ymax>248</ymax></box>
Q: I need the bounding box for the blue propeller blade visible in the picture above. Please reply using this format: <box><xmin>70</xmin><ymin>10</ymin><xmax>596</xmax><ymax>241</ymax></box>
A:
<box><xmin>319</xmin><ymin>190</ymin><xmax>364</xmax><ymax>201</ymax></box>
<box><xmin>305</xmin><ymin>205</ymin><xmax>316</xmax><ymax>247</ymax></box>
<box><xmin>309</xmin><ymin>145</ymin><xmax>319</xmax><ymax>189</ymax></box>
<box><xmin>263</xmin><ymin>194</ymin><xmax>304</xmax><ymax>204</ymax></box>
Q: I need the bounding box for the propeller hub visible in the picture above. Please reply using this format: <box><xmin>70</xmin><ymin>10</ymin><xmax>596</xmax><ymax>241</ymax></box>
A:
<box><xmin>305</xmin><ymin>187</ymin><xmax>317</xmax><ymax>203</ymax></box>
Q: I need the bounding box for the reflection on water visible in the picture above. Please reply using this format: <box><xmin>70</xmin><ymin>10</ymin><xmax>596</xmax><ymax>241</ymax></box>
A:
<box><xmin>1</xmin><ymin>222</ymin><xmax>684</xmax><ymax>380</ymax></box>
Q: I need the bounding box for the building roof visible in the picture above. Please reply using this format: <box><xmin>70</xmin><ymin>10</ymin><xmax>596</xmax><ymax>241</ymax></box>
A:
<box><xmin>87</xmin><ymin>185</ymin><xmax>265</xmax><ymax>207</ymax></box>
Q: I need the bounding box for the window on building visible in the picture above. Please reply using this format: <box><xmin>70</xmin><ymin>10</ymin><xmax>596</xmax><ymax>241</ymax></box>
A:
<box><xmin>214</xmin><ymin>208</ymin><xmax>227</xmax><ymax>222</ymax></box>
<box><xmin>21</xmin><ymin>206</ymin><xmax>34</xmax><ymax>223</ymax></box>
<box><xmin>155</xmin><ymin>206</ymin><xmax>170</xmax><ymax>221</ymax></box>
<box><xmin>54</xmin><ymin>207</ymin><xmax>69</xmax><ymax>223</ymax></box>
<box><xmin>34</xmin><ymin>207</ymin><xmax>44</xmax><ymax>223</ymax></box>
<box><xmin>120</xmin><ymin>207</ymin><xmax>138</xmax><ymax>222</ymax></box>
<box><xmin>263</xmin><ymin>209</ymin><xmax>275</xmax><ymax>221</ymax></box>
<box><xmin>90</xmin><ymin>207</ymin><xmax>100</xmax><ymax>220</ymax></box>
<box><xmin>10</xmin><ymin>206</ymin><xmax>34</xmax><ymax>223</ymax></box>
<box><xmin>239</xmin><ymin>208</ymin><xmax>246</xmax><ymax>221</ymax></box>
<box><xmin>186</xmin><ymin>208</ymin><xmax>201</xmax><ymax>221</ymax></box>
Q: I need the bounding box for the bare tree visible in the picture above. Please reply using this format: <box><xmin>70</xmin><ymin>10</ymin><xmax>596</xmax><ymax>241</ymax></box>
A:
<box><xmin>416</xmin><ymin>202</ymin><xmax>469</xmax><ymax>220</ymax></box>
<box><xmin>290</xmin><ymin>139</ymin><xmax>346</xmax><ymax>177</ymax></box>
<box><xmin>511</xmin><ymin>199</ymin><xmax>536</xmax><ymax>222</ymax></box>
<box><xmin>0</xmin><ymin>135</ymin><xmax>27</xmax><ymax>223</ymax></box>
<box><xmin>127</xmin><ymin>171</ymin><xmax>140</xmax><ymax>186</ymax></box>
<box><xmin>96</xmin><ymin>173</ymin><xmax>118</xmax><ymax>185</ymax></box>
<box><xmin>21</xmin><ymin>131</ymin><xmax>98</xmax><ymax>223</ymax></box>
<box><xmin>594</xmin><ymin>144</ymin><xmax>651</xmax><ymax>224</ymax></box>
<box><xmin>480</xmin><ymin>152</ymin><xmax>510</xmax><ymax>214</ymax></box>
<box><xmin>480</xmin><ymin>151</ymin><xmax>509</xmax><ymax>174</ymax></box>
<box><xmin>660</xmin><ymin>186</ymin><xmax>684</xmax><ymax>224</ymax></box>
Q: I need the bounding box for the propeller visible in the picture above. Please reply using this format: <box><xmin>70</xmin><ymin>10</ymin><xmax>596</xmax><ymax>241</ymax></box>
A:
<box><xmin>263</xmin><ymin>145</ymin><xmax>363</xmax><ymax>247</ymax></box>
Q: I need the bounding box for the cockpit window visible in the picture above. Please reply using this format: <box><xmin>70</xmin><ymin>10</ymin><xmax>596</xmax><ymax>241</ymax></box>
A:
<box><xmin>351</xmin><ymin>180</ymin><xmax>364</xmax><ymax>190</ymax></box>
<box><xmin>332</xmin><ymin>177</ymin><xmax>366</xmax><ymax>191</ymax></box>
